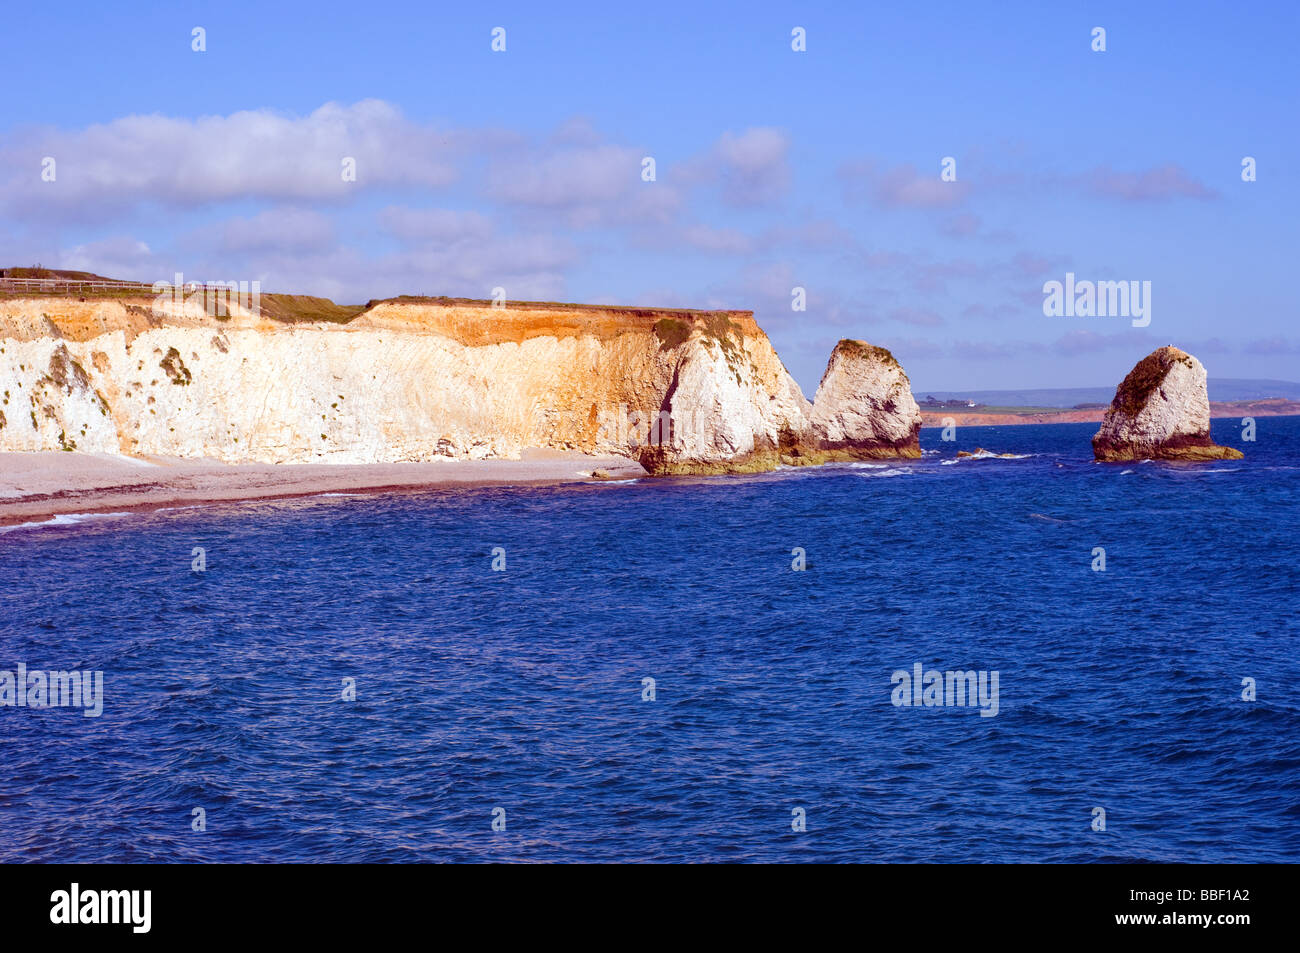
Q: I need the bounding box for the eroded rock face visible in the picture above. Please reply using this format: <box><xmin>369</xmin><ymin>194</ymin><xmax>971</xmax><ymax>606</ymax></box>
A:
<box><xmin>804</xmin><ymin>339</ymin><xmax>922</xmax><ymax>460</ymax></box>
<box><xmin>0</xmin><ymin>295</ymin><xmax>934</xmax><ymax>475</ymax></box>
<box><xmin>628</xmin><ymin>314</ymin><xmax>812</xmax><ymax>474</ymax></box>
<box><xmin>0</xmin><ymin>296</ymin><xmax>813</xmax><ymax>474</ymax></box>
<box><xmin>1092</xmin><ymin>346</ymin><xmax>1243</xmax><ymax>461</ymax></box>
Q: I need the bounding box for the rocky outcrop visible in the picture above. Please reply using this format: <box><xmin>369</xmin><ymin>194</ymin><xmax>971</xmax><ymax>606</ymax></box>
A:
<box><xmin>802</xmin><ymin>339</ymin><xmax>922</xmax><ymax>460</ymax></box>
<box><xmin>623</xmin><ymin>312</ymin><xmax>812</xmax><ymax>474</ymax></box>
<box><xmin>956</xmin><ymin>448</ymin><xmax>1019</xmax><ymax>459</ymax></box>
<box><xmin>1092</xmin><ymin>346</ymin><xmax>1243</xmax><ymax>461</ymax></box>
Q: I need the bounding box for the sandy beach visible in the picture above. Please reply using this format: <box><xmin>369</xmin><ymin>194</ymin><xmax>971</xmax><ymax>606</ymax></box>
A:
<box><xmin>0</xmin><ymin>450</ymin><xmax>647</xmax><ymax>528</ymax></box>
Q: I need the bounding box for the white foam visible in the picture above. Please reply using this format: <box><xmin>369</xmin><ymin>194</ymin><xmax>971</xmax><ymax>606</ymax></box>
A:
<box><xmin>941</xmin><ymin>450</ymin><xmax>1033</xmax><ymax>465</ymax></box>
<box><xmin>0</xmin><ymin>511</ymin><xmax>133</xmax><ymax>534</ymax></box>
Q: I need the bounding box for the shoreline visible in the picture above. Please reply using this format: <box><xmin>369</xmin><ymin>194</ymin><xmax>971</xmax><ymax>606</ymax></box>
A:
<box><xmin>0</xmin><ymin>450</ymin><xmax>647</xmax><ymax>529</ymax></box>
<box><xmin>5</xmin><ymin>407</ymin><xmax>1292</xmax><ymax>529</ymax></box>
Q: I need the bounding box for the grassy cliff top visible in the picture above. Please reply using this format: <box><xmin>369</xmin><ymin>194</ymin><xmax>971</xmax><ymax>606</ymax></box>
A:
<box><xmin>1110</xmin><ymin>346</ymin><xmax>1196</xmax><ymax>417</ymax></box>
<box><xmin>832</xmin><ymin>338</ymin><xmax>902</xmax><ymax>369</ymax></box>
<box><xmin>1</xmin><ymin>269</ymin><xmax>750</xmax><ymax>328</ymax></box>
<box><xmin>0</xmin><ymin>267</ymin><xmax>123</xmax><ymax>281</ymax></box>
<box><xmin>359</xmin><ymin>298</ymin><xmax>757</xmax><ymax>348</ymax></box>
<box><xmin>373</xmin><ymin>294</ymin><xmax>749</xmax><ymax>321</ymax></box>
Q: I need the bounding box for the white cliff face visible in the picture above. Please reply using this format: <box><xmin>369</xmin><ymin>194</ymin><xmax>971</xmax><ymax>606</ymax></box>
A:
<box><xmin>1092</xmin><ymin>346</ymin><xmax>1242</xmax><ymax>461</ymax></box>
<box><xmin>0</xmin><ymin>297</ymin><xmax>814</xmax><ymax>472</ymax></box>
<box><xmin>0</xmin><ymin>342</ymin><xmax>119</xmax><ymax>453</ymax></box>
<box><xmin>807</xmin><ymin>339</ymin><xmax>922</xmax><ymax>456</ymax></box>
<box><xmin>655</xmin><ymin>326</ymin><xmax>812</xmax><ymax>468</ymax></box>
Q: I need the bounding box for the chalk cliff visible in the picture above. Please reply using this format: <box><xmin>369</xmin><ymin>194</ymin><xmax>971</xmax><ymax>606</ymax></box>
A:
<box><xmin>0</xmin><ymin>289</ymin><xmax>929</xmax><ymax>474</ymax></box>
<box><xmin>0</xmin><ymin>293</ymin><xmax>796</xmax><ymax>473</ymax></box>
<box><xmin>1092</xmin><ymin>346</ymin><xmax>1244</xmax><ymax>461</ymax></box>
<box><xmin>806</xmin><ymin>339</ymin><xmax>922</xmax><ymax>459</ymax></box>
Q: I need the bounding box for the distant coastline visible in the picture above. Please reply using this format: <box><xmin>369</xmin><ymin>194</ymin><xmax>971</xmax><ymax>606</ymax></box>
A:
<box><xmin>920</xmin><ymin>398</ymin><xmax>1300</xmax><ymax>429</ymax></box>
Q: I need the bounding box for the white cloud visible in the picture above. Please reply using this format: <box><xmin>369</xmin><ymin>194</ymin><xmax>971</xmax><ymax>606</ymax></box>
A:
<box><xmin>58</xmin><ymin>236</ymin><xmax>163</xmax><ymax>280</ymax></box>
<box><xmin>679</xmin><ymin>224</ymin><xmax>754</xmax><ymax>254</ymax></box>
<box><xmin>378</xmin><ymin>207</ymin><xmax>495</xmax><ymax>243</ymax></box>
<box><xmin>487</xmin><ymin>143</ymin><xmax>640</xmax><ymax>207</ymax></box>
<box><xmin>839</xmin><ymin>159</ymin><xmax>971</xmax><ymax>209</ymax></box>
<box><xmin>218</xmin><ymin>208</ymin><xmax>336</xmax><ymax>253</ymax></box>
<box><xmin>681</xmin><ymin>127</ymin><xmax>791</xmax><ymax>207</ymax></box>
<box><xmin>1</xmin><ymin>100</ymin><xmax>462</xmax><ymax>218</ymax></box>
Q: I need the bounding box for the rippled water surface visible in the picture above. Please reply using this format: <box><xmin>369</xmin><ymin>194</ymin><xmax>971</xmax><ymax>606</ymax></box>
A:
<box><xmin>2</xmin><ymin>418</ymin><xmax>1297</xmax><ymax>862</ymax></box>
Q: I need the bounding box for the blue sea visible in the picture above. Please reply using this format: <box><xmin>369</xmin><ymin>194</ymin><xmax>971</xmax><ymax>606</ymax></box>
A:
<box><xmin>2</xmin><ymin>418</ymin><xmax>1297</xmax><ymax>863</ymax></box>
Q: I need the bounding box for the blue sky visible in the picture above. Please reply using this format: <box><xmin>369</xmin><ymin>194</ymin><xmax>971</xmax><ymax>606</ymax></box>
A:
<box><xmin>1</xmin><ymin>0</ymin><xmax>1296</xmax><ymax>393</ymax></box>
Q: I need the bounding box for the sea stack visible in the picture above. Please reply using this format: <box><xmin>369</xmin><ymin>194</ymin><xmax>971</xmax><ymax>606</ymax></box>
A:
<box><xmin>1092</xmin><ymin>346</ymin><xmax>1243</xmax><ymax>461</ymax></box>
<box><xmin>804</xmin><ymin>339</ymin><xmax>922</xmax><ymax>460</ymax></box>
